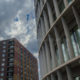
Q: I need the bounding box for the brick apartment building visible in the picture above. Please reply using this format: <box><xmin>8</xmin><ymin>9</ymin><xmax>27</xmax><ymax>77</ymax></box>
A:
<box><xmin>0</xmin><ymin>38</ymin><xmax>38</xmax><ymax>80</ymax></box>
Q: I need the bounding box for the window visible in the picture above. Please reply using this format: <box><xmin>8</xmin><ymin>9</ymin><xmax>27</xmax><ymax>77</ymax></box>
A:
<box><xmin>2</xmin><ymin>50</ymin><xmax>6</xmax><ymax>53</ymax></box>
<box><xmin>8</xmin><ymin>58</ymin><xmax>14</xmax><ymax>62</ymax></box>
<box><xmin>2</xmin><ymin>54</ymin><xmax>6</xmax><ymax>57</ymax></box>
<box><xmin>62</xmin><ymin>39</ymin><xmax>70</xmax><ymax>62</ymax></box>
<box><xmin>1</xmin><ymin>63</ymin><xmax>5</xmax><ymax>66</ymax></box>
<box><xmin>9</xmin><ymin>63</ymin><xmax>14</xmax><ymax>66</ymax></box>
<box><xmin>2</xmin><ymin>59</ymin><xmax>5</xmax><ymax>62</ymax></box>
<box><xmin>10</xmin><ymin>50</ymin><xmax>14</xmax><ymax>53</ymax></box>
<box><xmin>71</xmin><ymin>28</ymin><xmax>80</xmax><ymax>57</ymax></box>
<box><xmin>0</xmin><ymin>78</ymin><xmax>3</xmax><ymax>80</ymax></box>
<box><xmin>8</xmin><ymin>78</ymin><xmax>13</xmax><ymax>80</ymax></box>
<box><xmin>9</xmin><ymin>46</ymin><xmax>14</xmax><ymax>49</ymax></box>
<box><xmin>3</xmin><ymin>46</ymin><xmax>6</xmax><ymax>48</ymax></box>
<box><xmin>0</xmin><ymin>68</ymin><xmax>4</xmax><ymax>71</ymax></box>
<box><xmin>0</xmin><ymin>73</ymin><xmax>4</xmax><ymax>76</ymax></box>
<box><xmin>75</xmin><ymin>76</ymin><xmax>80</xmax><ymax>80</ymax></box>
<box><xmin>3</xmin><ymin>42</ymin><xmax>6</xmax><ymax>44</ymax></box>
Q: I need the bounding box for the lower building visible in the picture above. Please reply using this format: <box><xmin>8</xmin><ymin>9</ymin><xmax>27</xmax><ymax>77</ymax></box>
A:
<box><xmin>0</xmin><ymin>38</ymin><xmax>38</xmax><ymax>80</ymax></box>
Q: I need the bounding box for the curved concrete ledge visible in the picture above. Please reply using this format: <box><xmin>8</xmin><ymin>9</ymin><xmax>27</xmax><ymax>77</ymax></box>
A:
<box><xmin>42</xmin><ymin>56</ymin><xmax>80</xmax><ymax>80</ymax></box>
<box><xmin>38</xmin><ymin>0</ymin><xmax>75</xmax><ymax>54</ymax></box>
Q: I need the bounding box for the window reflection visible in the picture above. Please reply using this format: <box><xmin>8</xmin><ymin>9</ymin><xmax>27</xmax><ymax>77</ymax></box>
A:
<box><xmin>71</xmin><ymin>27</ymin><xmax>80</xmax><ymax>57</ymax></box>
<box><xmin>62</xmin><ymin>38</ymin><xmax>70</xmax><ymax>62</ymax></box>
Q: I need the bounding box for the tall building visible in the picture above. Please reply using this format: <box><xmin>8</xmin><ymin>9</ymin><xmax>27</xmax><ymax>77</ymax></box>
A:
<box><xmin>34</xmin><ymin>0</ymin><xmax>80</xmax><ymax>80</ymax></box>
<box><xmin>0</xmin><ymin>38</ymin><xmax>38</xmax><ymax>80</ymax></box>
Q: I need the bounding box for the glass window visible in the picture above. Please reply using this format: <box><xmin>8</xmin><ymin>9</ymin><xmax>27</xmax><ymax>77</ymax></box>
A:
<box><xmin>9</xmin><ymin>58</ymin><xmax>14</xmax><ymax>62</ymax></box>
<box><xmin>3</xmin><ymin>46</ymin><xmax>6</xmax><ymax>48</ymax></box>
<box><xmin>8</xmin><ymin>78</ymin><xmax>13</xmax><ymax>80</ymax></box>
<box><xmin>2</xmin><ymin>54</ymin><xmax>6</xmax><ymax>57</ymax></box>
<box><xmin>3</xmin><ymin>42</ymin><xmax>6</xmax><ymax>44</ymax></box>
<box><xmin>62</xmin><ymin>39</ymin><xmax>70</xmax><ymax>62</ymax></box>
<box><xmin>9</xmin><ymin>46</ymin><xmax>14</xmax><ymax>48</ymax></box>
<box><xmin>75</xmin><ymin>76</ymin><xmax>80</xmax><ymax>80</ymax></box>
<box><xmin>0</xmin><ymin>78</ymin><xmax>3</xmax><ymax>80</ymax></box>
<box><xmin>0</xmin><ymin>73</ymin><xmax>4</xmax><ymax>76</ymax></box>
<box><xmin>10</xmin><ymin>50</ymin><xmax>14</xmax><ymax>53</ymax></box>
<box><xmin>9</xmin><ymin>63</ymin><xmax>14</xmax><ymax>66</ymax></box>
<box><xmin>1</xmin><ymin>63</ymin><xmax>5</xmax><ymax>66</ymax></box>
<box><xmin>2</xmin><ymin>59</ymin><xmax>5</xmax><ymax>62</ymax></box>
<box><xmin>0</xmin><ymin>68</ymin><xmax>4</xmax><ymax>71</ymax></box>
<box><xmin>71</xmin><ymin>28</ymin><xmax>80</xmax><ymax>57</ymax></box>
<box><xmin>2</xmin><ymin>50</ymin><xmax>6</xmax><ymax>53</ymax></box>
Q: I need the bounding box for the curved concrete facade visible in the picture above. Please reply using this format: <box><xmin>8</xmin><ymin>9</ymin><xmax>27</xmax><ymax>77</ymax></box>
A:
<box><xmin>34</xmin><ymin>0</ymin><xmax>80</xmax><ymax>80</ymax></box>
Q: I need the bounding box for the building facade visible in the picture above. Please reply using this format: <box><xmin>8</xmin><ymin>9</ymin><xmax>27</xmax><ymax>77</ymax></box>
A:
<box><xmin>34</xmin><ymin>0</ymin><xmax>80</xmax><ymax>80</ymax></box>
<box><xmin>0</xmin><ymin>38</ymin><xmax>38</xmax><ymax>80</ymax></box>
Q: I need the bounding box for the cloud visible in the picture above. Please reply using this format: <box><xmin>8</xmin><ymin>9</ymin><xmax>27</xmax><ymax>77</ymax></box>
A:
<box><xmin>0</xmin><ymin>0</ymin><xmax>38</xmax><ymax>55</ymax></box>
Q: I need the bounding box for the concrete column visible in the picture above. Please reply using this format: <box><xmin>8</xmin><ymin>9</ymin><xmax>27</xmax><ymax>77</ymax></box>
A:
<box><xmin>48</xmin><ymin>35</ymin><xmax>58</xmax><ymax>68</ymax></box>
<box><xmin>52</xmin><ymin>0</ymin><xmax>60</xmax><ymax>17</ymax></box>
<box><xmin>44</xmin><ymin>41</ymin><xmax>51</xmax><ymax>72</ymax></box>
<box><xmin>72</xmin><ymin>6</ymin><xmax>80</xmax><ymax>28</ymax></box>
<box><xmin>44</xmin><ymin>0</ymin><xmax>46</xmax><ymax>3</ymax></box>
<box><xmin>42</xmin><ymin>46</ymin><xmax>48</xmax><ymax>74</ymax></box>
<box><xmin>66</xmin><ymin>66</ymin><xmax>73</xmax><ymax>80</ymax></box>
<box><xmin>38</xmin><ymin>3</ymin><xmax>40</xmax><ymax>19</ymax></box>
<box><xmin>39</xmin><ymin>53</ymin><xmax>43</xmax><ymax>79</ymax></box>
<box><xmin>39</xmin><ymin>1</ymin><xmax>41</xmax><ymax>13</ymax></box>
<box><xmin>41</xmin><ymin>49</ymin><xmax>46</xmax><ymax>77</ymax></box>
<box><xmin>39</xmin><ymin>24</ymin><xmax>42</xmax><ymax>45</ymax></box>
<box><xmin>40</xmin><ymin>18</ymin><xmax>45</xmax><ymax>39</ymax></box>
<box><xmin>40</xmin><ymin>22</ymin><xmax>43</xmax><ymax>42</ymax></box>
<box><xmin>61</xmin><ymin>17</ymin><xmax>75</xmax><ymax>58</ymax></box>
<box><xmin>54</xmin><ymin>27</ymin><xmax>64</xmax><ymax>64</ymax></box>
<box><xmin>38</xmin><ymin>25</ymin><xmax>41</xmax><ymax>47</ymax></box>
<box><xmin>41</xmin><ymin>17</ymin><xmax>46</xmax><ymax>37</ymax></box>
<box><xmin>43</xmin><ymin>11</ymin><xmax>50</xmax><ymax>33</ymax></box>
<box><xmin>57</xmin><ymin>71</ymin><xmax>63</xmax><ymax>80</ymax></box>
<box><xmin>40</xmin><ymin>0</ymin><xmax>43</xmax><ymax>10</ymax></box>
<box><xmin>46</xmin><ymin>2</ymin><xmax>54</xmax><ymax>27</ymax></box>
<box><xmin>42</xmin><ymin>46</ymin><xmax>47</xmax><ymax>75</ymax></box>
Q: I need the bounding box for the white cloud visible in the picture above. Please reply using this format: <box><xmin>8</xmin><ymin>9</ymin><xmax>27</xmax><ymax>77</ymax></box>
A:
<box><xmin>33</xmin><ymin>52</ymin><xmax>39</xmax><ymax>59</ymax></box>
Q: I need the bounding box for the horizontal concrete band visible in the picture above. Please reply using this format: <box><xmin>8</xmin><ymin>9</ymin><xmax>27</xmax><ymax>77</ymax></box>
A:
<box><xmin>42</xmin><ymin>56</ymin><xmax>80</xmax><ymax>80</ymax></box>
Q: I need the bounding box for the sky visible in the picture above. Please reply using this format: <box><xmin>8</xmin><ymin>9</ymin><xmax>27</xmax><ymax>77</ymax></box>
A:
<box><xmin>0</xmin><ymin>0</ymin><xmax>40</xmax><ymax>78</ymax></box>
<box><xmin>0</xmin><ymin>0</ymin><xmax>38</xmax><ymax>57</ymax></box>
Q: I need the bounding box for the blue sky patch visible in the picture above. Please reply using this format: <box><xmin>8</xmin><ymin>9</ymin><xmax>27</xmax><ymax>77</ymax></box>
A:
<box><xmin>14</xmin><ymin>17</ymin><xmax>19</xmax><ymax>22</ymax></box>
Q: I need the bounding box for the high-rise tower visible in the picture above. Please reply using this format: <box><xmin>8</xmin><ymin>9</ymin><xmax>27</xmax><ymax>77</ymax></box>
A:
<box><xmin>34</xmin><ymin>0</ymin><xmax>80</xmax><ymax>80</ymax></box>
<box><xmin>0</xmin><ymin>38</ymin><xmax>38</xmax><ymax>80</ymax></box>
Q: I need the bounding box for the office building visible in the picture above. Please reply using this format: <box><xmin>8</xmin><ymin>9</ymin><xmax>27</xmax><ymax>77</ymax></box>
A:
<box><xmin>34</xmin><ymin>0</ymin><xmax>80</xmax><ymax>80</ymax></box>
<box><xmin>0</xmin><ymin>38</ymin><xmax>38</xmax><ymax>80</ymax></box>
